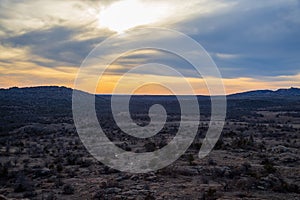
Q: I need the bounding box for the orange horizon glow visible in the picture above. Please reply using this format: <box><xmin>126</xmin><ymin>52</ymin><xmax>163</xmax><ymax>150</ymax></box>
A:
<box><xmin>1</xmin><ymin>1</ymin><xmax>299</xmax><ymax>97</ymax></box>
<box><xmin>1</xmin><ymin>71</ymin><xmax>299</xmax><ymax>95</ymax></box>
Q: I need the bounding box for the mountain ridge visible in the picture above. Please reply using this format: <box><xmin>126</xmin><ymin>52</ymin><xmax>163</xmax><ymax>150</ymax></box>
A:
<box><xmin>1</xmin><ymin>86</ymin><xmax>299</xmax><ymax>97</ymax></box>
<box><xmin>228</xmin><ymin>87</ymin><xmax>300</xmax><ymax>98</ymax></box>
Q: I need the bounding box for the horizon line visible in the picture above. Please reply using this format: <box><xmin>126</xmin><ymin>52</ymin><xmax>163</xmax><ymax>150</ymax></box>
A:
<box><xmin>1</xmin><ymin>85</ymin><xmax>299</xmax><ymax>96</ymax></box>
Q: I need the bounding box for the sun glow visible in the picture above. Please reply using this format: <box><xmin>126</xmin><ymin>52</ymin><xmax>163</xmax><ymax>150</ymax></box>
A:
<box><xmin>98</xmin><ymin>0</ymin><xmax>170</xmax><ymax>33</ymax></box>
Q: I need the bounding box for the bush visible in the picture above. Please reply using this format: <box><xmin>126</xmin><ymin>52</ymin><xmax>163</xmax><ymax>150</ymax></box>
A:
<box><xmin>144</xmin><ymin>142</ymin><xmax>156</xmax><ymax>152</ymax></box>
<box><xmin>93</xmin><ymin>190</ymin><xmax>105</xmax><ymax>199</ymax></box>
<box><xmin>187</xmin><ymin>154</ymin><xmax>195</xmax><ymax>166</ymax></box>
<box><xmin>231</xmin><ymin>135</ymin><xmax>254</xmax><ymax>149</ymax></box>
<box><xmin>0</xmin><ymin>163</ymin><xmax>8</xmax><ymax>177</ymax></box>
<box><xmin>63</xmin><ymin>184</ymin><xmax>74</xmax><ymax>195</ymax></box>
<box><xmin>261</xmin><ymin>159</ymin><xmax>276</xmax><ymax>174</ymax></box>
<box><xmin>201</xmin><ymin>188</ymin><xmax>217</xmax><ymax>200</ymax></box>
<box><xmin>56</xmin><ymin>163</ymin><xmax>63</xmax><ymax>172</ymax></box>
<box><xmin>208</xmin><ymin>158</ymin><xmax>217</xmax><ymax>166</ymax></box>
<box><xmin>214</xmin><ymin>138</ymin><xmax>224</xmax><ymax>150</ymax></box>
<box><xmin>14</xmin><ymin>174</ymin><xmax>33</xmax><ymax>193</ymax></box>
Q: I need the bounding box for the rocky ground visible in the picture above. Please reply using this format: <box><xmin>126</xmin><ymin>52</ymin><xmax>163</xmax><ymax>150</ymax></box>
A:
<box><xmin>0</xmin><ymin>87</ymin><xmax>299</xmax><ymax>199</ymax></box>
<box><xmin>0</xmin><ymin>114</ymin><xmax>299</xmax><ymax>199</ymax></box>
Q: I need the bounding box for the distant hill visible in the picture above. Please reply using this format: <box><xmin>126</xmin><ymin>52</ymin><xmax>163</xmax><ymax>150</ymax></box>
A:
<box><xmin>1</xmin><ymin>86</ymin><xmax>300</xmax><ymax>134</ymax></box>
<box><xmin>0</xmin><ymin>86</ymin><xmax>73</xmax><ymax>100</ymax></box>
<box><xmin>1</xmin><ymin>86</ymin><xmax>299</xmax><ymax>98</ymax></box>
<box><xmin>228</xmin><ymin>87</ymin><xmax>300</xmax><ymax>98</ymax></box>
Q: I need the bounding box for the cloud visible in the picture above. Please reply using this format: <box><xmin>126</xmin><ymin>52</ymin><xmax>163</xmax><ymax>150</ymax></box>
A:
<box><xmin>0</xmin><ymin>62</ymin><xmax>78</xmax><ymax>89</ymax></box>
<box><xmin>3</xmin><ymin>26</ymin><xmax>109</xmax><ymax>67</ymax></box>
<box><xmin>175</xmin><ymin>0</ymin><xmax>300</xmax><ymax>78</ymax></box>
<box><xmin>107</xmin><ymin>49</ymin><xmax>196</xmax><ymax>77</ymax></box>
<box><xmin>0</xmin><ymin>0</ymin><xmax>117</xmax><ymax>36</ymax></box>
<box><xmin>96</xmin><ymin>0</ymin><xmax>234</xmax><ymax>33</ymax></box>
<box><xmin>0</xmin><ymin>0</ymin><xmax>299</xmax><ymax>93</ymax></box>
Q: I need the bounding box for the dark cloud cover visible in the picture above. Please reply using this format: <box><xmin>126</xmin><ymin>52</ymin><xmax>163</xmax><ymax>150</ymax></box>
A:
<box><xmin>1</xmin><ymin>0</ymin><xmax>299</xmax><ymax>80</ymax></box>
<box><xmin>3</xmin><ymin>26</ymin><xmax>107</xmax><ymax>67</ymax></box>
<box><xmin>181</xmin><ymin>0</ymin><xmax>300</xmax><ymax>77</ymax></box>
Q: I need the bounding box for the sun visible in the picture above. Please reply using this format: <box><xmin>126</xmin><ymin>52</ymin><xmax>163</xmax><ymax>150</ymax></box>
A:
<box><xmin>98</xmin><ymin>0</ymin><xmax>170</xmax><ymax>33</ymax></box>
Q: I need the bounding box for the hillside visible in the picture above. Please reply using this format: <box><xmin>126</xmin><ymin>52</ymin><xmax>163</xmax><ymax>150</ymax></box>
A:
<box><xmin>229</xmin><ymin>87</ymin><xmax>300</xmax><ymax>98</ymax></box>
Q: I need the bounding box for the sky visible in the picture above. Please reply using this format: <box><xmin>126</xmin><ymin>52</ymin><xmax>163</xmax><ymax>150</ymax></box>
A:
<box><xmin>0</xmin><ymin>0</ymin><xmax>299</xmax><ymax>94</ymax></box>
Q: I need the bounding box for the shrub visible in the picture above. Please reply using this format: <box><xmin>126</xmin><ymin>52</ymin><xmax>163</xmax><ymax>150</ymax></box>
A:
<box><xmin>261</xmin><ymin>159</ymin><xmax>276</xmax><ymax>174</ymax></box>
<box><xmin>187</xmin><ymin>154</ymin><xmax>195</xmax><ymax>166</ymax></box>
<box><xmin>14</xmin><ymin>174</ymin><xmax>33</xmax><ymax>193</ymax></box>
<box><xmin>63</xmin><ymin>184</ymin><xmax>74</xmax><ymax>195</ymax></box>
<box><xmin>144</xmin><ymin>142</ymin><xmax>156</xmax><ymax>152</ymax></box>
<box><xmin>56</xmin><ymin>163</ymin><xmax>63</xmax><ymax>172</ymax></box>
<box><xmin>0</xmin><ymin>163</ymin><xmax>8</xmax><ymax>177</ymax></box>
